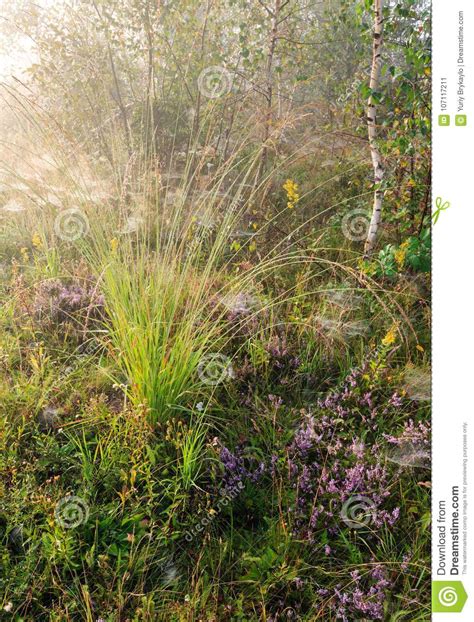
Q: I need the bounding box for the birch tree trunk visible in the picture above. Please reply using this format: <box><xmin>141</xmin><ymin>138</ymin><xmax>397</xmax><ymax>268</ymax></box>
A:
<box><xmin>364</xmin><ymin>0</ymin><xmax>384</xmax><ymax>256</ymax></box>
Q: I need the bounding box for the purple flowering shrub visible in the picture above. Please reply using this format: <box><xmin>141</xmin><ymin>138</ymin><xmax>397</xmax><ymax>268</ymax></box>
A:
<box><xmin>219</xmin><ymin>445</ymin><xmax>266</xmax><ymax>495</ymax></box>
<box><xmin>384</xmin><ymin>418</ymin><xmax>431</xmax><ymax>467</ymax></box>
<box><xmin>231</xmin><ymin>333</ymin><xmax>302</xmax><ymax>407</ymax></box>
<box><xmin>286</xmin><ymin>362</ymin><xmax>415</xmax><ymax>542</ymax></box>
<box><xmin>215</xmin><ymin>444</ymin><xmax>273</xmax><ymax>529</ymax></box>
<box><xmin>317</xmin><ymin>565</ymin><xmax>391</xmax><ymax>621</ymax></box>
<box><xmin>28</xmin><ymin>278</ymin><xmax>105</xmax><ymax>339</ymax></box>
<box><xmin>281</xmin><ymin>359</ymin><xmax>430</xmax><ymax>618</ymax></box>
<box><xmin>288</xmin><ymin>378</ymin><xmax>405</xmax><ymax>543</ymax></box>
<box><xmin>264</xmin><ymin>335</ymin><xmax>301</xmax><ymax>375</ymax></box>
<box><xmin>190</xmin><ymin>346</ymin><xmax>429</xmax><ymax>620</ymax></box>
<box><xmin>288</xmin><ymin>413</ymin><xmax>401</xmax><ymax>546</ymax></box>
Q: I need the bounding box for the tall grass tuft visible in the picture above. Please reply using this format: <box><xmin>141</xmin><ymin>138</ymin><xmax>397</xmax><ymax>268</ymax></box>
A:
<box><xmin>91</xmin><ymin>144</ymin><xmax>266</xmax><ymax>423</ymax></box>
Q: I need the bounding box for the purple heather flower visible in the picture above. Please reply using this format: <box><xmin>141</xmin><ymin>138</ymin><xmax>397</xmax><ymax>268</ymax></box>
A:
<box><xmin>31</xmin><ymin>278</ymin><xmax>104</xmax><ymax>337</ymax></box>
<box><xmin>293</xmin><ymin>577</ymin><xmax>305</xmax><ymax>590</ymax></box>
<box><xmin>321</xmin><ymin>564</ymin><xmax>390</xmax><ymax>620</ymax></box>
<box><xmin>389</xmin><ymin>392</ymin><xmax>403</xmax><ymax>407</ymax></box>
<box><xmin>219</xmin><ymin>444</ymin><xmax>266</xmax><ymax>493</ymax></box>
<box><xmin>286</xmin><ymin>361</ymin><xmax>408</xmax><ymax>544</ymax></box>
<box><xmin>401</xmin><ymin>553</ymin><xmax>411</xmax><ymax>571</ymax></box>
<box><xmin>268</xmin><ymin>394</ymin><xmax>283</xmax><ymax>409</ymax></box>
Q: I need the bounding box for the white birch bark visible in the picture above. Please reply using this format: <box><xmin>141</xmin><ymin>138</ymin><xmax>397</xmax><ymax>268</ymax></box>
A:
<box><xmin>364</xmin><ymin>0</ymin><xmax>385</xmax><ymax>256</ymax></box>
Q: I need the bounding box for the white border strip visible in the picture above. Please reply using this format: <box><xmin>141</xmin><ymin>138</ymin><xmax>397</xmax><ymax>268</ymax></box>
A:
<box><xmin>433</xmin><ymin>0</ymin><xmax>473</xmax><ymax>617</ymax></box>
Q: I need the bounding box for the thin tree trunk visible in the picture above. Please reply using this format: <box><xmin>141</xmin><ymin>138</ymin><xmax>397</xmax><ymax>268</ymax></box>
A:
<box><xmin>192</xmin><ymin>1</ymin><xmax>210</xmax><ymax>141</ymax></box>
<box><xmin>92</xmin><ymin>0</ymin><xmax>132</xmax><ymax>159</ymax></box>
<box><xmin>107</xmin><ymin>44</ymin><xmax>133</xmax><ymax>158</ymax></box>
<box><xmin>257</xmin><ymin>0</ymin><xmax>282</xmax><ymax>183</ymax></box>
<box><xmin>364</xmin><ymin>0</ymin><xmax>384</xmax><ymax>256</ymax></box>
<box><xmin>143</xmin><ymin>0</ymin><xmax>158</xmax><ymax>157</ymax></box>
<box><xmin>417</xmin><ymin>163</ymin><xmax>432</xmax><ymax>236</ymax></box>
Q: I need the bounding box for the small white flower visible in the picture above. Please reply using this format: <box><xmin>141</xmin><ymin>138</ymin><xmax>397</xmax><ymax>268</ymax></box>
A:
<box><xmin>3</xmin><ymin>602</ymin><xmax>13</xmax><ymax>612</ymax></box>
<box><xmin>196</xmin><ymin>401</ymin><xmax>204</xmax><ymax>412</ymax></box>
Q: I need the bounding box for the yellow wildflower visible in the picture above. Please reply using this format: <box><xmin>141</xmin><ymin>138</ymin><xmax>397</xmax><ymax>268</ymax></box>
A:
<box><xmin>32</xmin><ymin>232</ymin><xmax>43</xmax><ymax>249</ymax></box>
<box><xmin>394</xmin><ymin>240</ymin><xmax>409</xmax><ymax>268</ymax></box>
<box><xmin>283</xmin><ymin>179</ymin><xmax>300</xmax><ymax>209</ymax></box>
<box><xmin>20</xmin><ymin>247</ymin><xmax>30</xmax><ymax>263</ymax></box>
<box><xmin>110</xmin><ymin>238</ymin><xmax>119</xmax><ymax>254</ymax></box>
<box><xmin>382</xmin><ymin>325</ymin><xmax>397</xmax><ymax>346</ymax></box>
<box><xmin>394</xmin><ymin>248</ymin><xmax>405</xmax><ymax>268</ymax></box>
